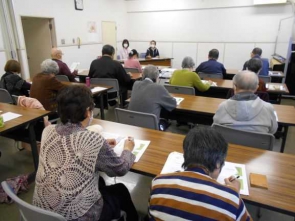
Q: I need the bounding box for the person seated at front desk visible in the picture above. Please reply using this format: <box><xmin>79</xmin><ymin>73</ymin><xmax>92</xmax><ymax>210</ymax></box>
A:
<box><xmin>170</xmin><ymin>56</ymin><xmax>212</xmax><ymax>94</ymax></box>
<box><xmin>145</xmin><ymin>40</ymin><xmax>160</xmax><ymax>59</ymax></box>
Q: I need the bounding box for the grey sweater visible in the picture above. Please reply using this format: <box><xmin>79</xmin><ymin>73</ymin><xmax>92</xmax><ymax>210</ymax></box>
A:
<box><xmin>213</xmin><ymin>92</ymin><xmax>278</xmax><ymax>134</ymax></box>
<box><xmin>128</xmin><ymin>79</ymin><xmax>177</xmax><ymax>120</ymax></box>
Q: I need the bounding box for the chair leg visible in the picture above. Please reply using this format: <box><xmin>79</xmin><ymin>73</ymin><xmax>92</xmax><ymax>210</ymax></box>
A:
<box><xmin>256</xmin><ymin>207</ymin><xmax>262</xmax><ymax>219</ymax></box>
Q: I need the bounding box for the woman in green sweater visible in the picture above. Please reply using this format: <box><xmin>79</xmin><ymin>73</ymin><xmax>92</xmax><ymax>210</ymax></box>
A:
<box><xmin>170</xmin><ymin>57</ymin><xmax>212</xmax><ymax>92</ymax></box>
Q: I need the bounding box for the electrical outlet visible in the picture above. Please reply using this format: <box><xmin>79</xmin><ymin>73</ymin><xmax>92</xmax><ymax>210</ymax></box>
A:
<box><xmin>61</xmin><ymin>39</ymin><xmax>65</xmax><ymax>44</ymax></box>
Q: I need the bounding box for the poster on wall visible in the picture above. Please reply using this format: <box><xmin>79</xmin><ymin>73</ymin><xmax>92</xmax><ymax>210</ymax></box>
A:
<box><xmin>87</xmin><ymin>21</ymin><xmax>99</xmax><ymax>42</ymax></box>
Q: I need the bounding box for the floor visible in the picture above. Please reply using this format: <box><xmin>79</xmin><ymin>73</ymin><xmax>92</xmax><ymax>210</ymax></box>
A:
<box><xmin>0</xmin><ymin>98</ymin><xmax>295</xmax><ymax>221</ymax></box>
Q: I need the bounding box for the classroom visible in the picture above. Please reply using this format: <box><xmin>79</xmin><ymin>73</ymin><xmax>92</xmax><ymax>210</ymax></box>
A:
<box><xmin>1</xmin><ymin>0</ymin><xmax>295</xmax><ymax>220</ymax></box>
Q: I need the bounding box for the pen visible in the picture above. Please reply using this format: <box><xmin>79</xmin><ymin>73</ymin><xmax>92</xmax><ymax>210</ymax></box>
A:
<box><xmin>229</xmin><ymin>175</ymin><xmax>240</xmax><ymax>182</ymax></box>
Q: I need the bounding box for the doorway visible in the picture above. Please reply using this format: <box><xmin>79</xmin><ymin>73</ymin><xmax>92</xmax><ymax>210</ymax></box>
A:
<box><xmin>21</xmin><ymin>17</ymin><xmax>57</xmax><ymax>77</ymax></box>
<box><xmin>102</xmin><ymin>21</ymin><xmax>117</xmax><ymax>59</ymax></box>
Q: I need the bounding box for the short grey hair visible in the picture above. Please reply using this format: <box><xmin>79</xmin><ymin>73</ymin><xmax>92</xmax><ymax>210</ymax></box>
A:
<box><xmin>40</xmin><ymin>59</ymin><xmax>59</xmax><ymax>74</ymax></box>
<box><xmin>182</xmin><ymin>56</ymin><xmax>195</xmax><ymax>69</ymax></box>
<box><xmin>143</xmin><ymin>65</ymin><xmax>159</xmax><ymax>82</ymax></box>
<box><xmin>233</xmin><ymin>71</ymin><xmax>259</xmax><ymax>91</ymax></box>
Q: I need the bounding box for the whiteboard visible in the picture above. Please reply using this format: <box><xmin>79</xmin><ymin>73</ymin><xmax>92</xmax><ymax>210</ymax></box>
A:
<box><xmin>275</xmin><ymin>17</ymin><xmax>294</xmax><ymax>59</ymax></box>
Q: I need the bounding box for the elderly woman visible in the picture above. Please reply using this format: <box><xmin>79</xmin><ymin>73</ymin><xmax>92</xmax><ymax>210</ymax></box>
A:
<box><xmin>30</xmin><ymin>59</ymin><xmax>66</xmax><ymax>111</ymax></box>
<box><xmin>170</xmin><ymin>56</ymin><xmax>211</xmax><ymax>93</ymax></box>
<box><xmin>33</xmin><ymin>85</ymin><xmax>138</xmax><ymax>221</ymax></box>
<box><xmin>0</xmin><ymin>60</ymin><xmax>31</xmax><ymax>96</ymax></box>
<box><xmin>149</xmin><ymin>126</ymin><xmax>252</xmax><ymax>220</ymax></box>
<box><xmin>128</xmin><ymin>65</ymin><xmax>176</xmax><ymax>130</ymax></box>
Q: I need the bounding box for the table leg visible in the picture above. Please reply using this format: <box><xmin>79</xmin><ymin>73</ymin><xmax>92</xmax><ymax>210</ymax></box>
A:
<box><xmin>278</xmin><ymin>94</ymin><xmax>282</xmax><ymax>104</ymax></box>
<box><xmin>280</xmin><ymin>126</ymin><xmax>289</xmax><ymax>153</ymax></box>
<box><xmin>28</xmin><ymin>123</ymin><xmax>39</xmax><ymax>171</ymax></box>
<box><xmin>100</xmin><ymin>93</ymin><xmax>105</xmax><ymax>120</ymax></box>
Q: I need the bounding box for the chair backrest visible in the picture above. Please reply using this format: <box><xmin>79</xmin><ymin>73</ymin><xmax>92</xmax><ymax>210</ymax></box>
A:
<box><xmin>90</xmin><ymin>78</ymin><xmax>119</xmax><ymax>93</ymax></box>
<box><xmin>212</xmin><ymin>124</ymin><xmax>274</xmax><ymax>150</ymax></box>
<box><xmin>0</xmin><ymin>88</ymin><xmax>15</xmax><ymax>104</ymax></box>
<box><xmin>198</xmin><ymin>72</ymin><xmax>223</xmax><ymax>79</ymax></box>
<box><xmin>259</xmin><ymin>75</ymin><xmax>271</xmax><ymax>83</ymax></box>
<box><xmin>1</xmin><ymin>181</ymin><xmax>66</xmax><ymax>221</ymax></box>
<box><xmin>55</xmin><ymin>75</ymin><xmax>70</xmax><ymax>82</ymax></box>
<box><xmin>164</xmin><ymin>85</ymin><xmax>195</xmax><ymax>95</ymax></box>
<box><xmin>139</xmin><ymin>53</ymin><xmax>146</xmax><ymax>58</ymax></box>
<box><xmin>124</xmin><ymin>68</ymin><xmax>139</xmax><ymax>73</ymax></box>
<box><xmin>115</xmin><ymin>108</ymin><xmax>158</xmax><ymax>130</ymax></box>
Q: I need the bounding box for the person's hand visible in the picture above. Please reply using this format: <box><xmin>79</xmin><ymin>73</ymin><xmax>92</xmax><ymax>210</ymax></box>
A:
<box><xmin>208</xmin><ymin>80</ymin><xmax>213</xmax><ymax>85</ymax></box>
<box><xmin>124</xmin><ymin>137</ymin><xmax>135</xmax><ymax>152</ymax></box>
<box><xmin>146</xmin><ymin>56</ymin><xmax>151</xmax><ymax>59</ymax></box>
<box><xmin>106</xmin><ymin>139</ymin><xmax>116</xmax><ymax>148</ymax></box>
<box><xmin>128</xmin><ymin>72</ymin><xmax>132</xmax><ymax>77</ymax></box>
<box><xmin>225</xmin><ymin>176</ymin><xmax>241</xmax><ymax>192</ymax></box>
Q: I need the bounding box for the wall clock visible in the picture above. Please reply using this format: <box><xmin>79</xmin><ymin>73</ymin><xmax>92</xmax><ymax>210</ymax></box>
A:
<box><xmin>75</xmin><ymin>0</ymin><xmax>83</xmax><ymax>10</ymax></box>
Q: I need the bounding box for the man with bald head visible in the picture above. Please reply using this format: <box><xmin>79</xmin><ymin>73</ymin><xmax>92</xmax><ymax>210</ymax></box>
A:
<box><xmin>51</xmin><ymin>48</ymin><xmax>77</xmax><ymax>82</ymax></box>
<box><xmin>213</xmin><ymin>71</ymin><xmax>277</xmax><ymax>134</ymax></box>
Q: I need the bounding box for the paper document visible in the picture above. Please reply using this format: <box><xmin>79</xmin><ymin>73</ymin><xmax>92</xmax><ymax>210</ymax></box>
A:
<box><xmin>91</xmin><ymin>87</ymin><xmax>107</xmax><ymax>93</ymax></box>
<box><xmin>266</xmin><ymin>84</ymin><xmax>284</xmax><ymax>91</ymax></box>
<box><xmin>201</xmin><ymin>80</ymin><xmax>217</xmax><ymax>87</ymax></box>
<box><xmin>2</xmin><ymin>112</ymin><xmax>22</xmax><ymax>122</ymax></box>
<box><xmin>101</xmin><ymin>132</ymin><xmax>150</xmax><ymax>162</ymax></box>
<box><xmin>161</xmin><ymin>152</ymin><xmax>249</xmax><ymax>195</ymax></box>
<box><xmin>174</xmin><ymin>97</ymin><xmax>184</xmax><ymax>105</ymax></box>
<box><xmin>70</xmin><ymin>62</ymin><xmax>80</xmax><ymax>73</ymax></box>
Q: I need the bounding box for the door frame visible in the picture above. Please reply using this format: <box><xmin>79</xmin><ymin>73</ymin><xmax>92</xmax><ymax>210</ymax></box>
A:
<box><xmin>101</xmin><ymin>21</ymin><xmax>117</xmax><ymax>58</ymax></box>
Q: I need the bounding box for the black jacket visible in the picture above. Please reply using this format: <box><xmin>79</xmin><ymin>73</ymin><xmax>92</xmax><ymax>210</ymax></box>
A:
<box><xmin>0</xmin><ymin>72</ymin><xmax>31</xmax><ymax>96</ymax></box>
<box><xmin>145</xmin><ymin>47</ymin><xmax>160</xmax><ymax>58</ymax></box>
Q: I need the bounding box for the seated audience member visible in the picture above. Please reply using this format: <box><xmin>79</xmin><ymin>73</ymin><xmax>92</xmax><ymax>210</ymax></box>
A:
<box><xmin>128</xmin><ymin>65</ymin><xmax>176</xmax><ymax>127</ymax></box>
<box><xmin>243</xmin><ymin>47</ymin><xmax>269</xmax><ymax>76</ymax></box>
<box><xmin>213</xmin><ymin>71</ymin><xmax>278</xmax><ymax>134</ymax></box>
<box><xmin>196</xmin><ymin>49</ymin><xmax>226</xmax><ymax>78</ymax></box>
<box><xmin>145</xmin><ymin>40</ymin><xmax>159</xmax><ymax>59</ymax></box>
<box><xmin>149</xmin><ymin>126</ymin><xmax>252</xmax><ymax>221</ymax></box>
<box><xmin>89</xmin><ymin>44</ymin><xmax>132</xmax><ymax>105</ymax></box>
<box><xmin>119</xmin><ymin>39</ymin><xmax>131</xmax><ymax>60</ymax></box>
<box><xmin>33</xmin><ymin>85</ymin><xmax>138</xmax><ymax>221</ymax></box>
<box><xmin>124</xmin><ymin>49</ymin><xmax>143</xmax><ymax>73</ymax></box>
<box><xmin>246</xmin><ymin>58</ymin><xmax>266</xmax><ymax>92</ymax></box>
<box><xmin>30</xmin><ymin>59</ymin><xmax>66</xmax><ymax>111</ymax></box>
<box><xmin>0</xmin><ymin>60</ymin><xmax>31</xmax><ymax>96</ymax></box>
<box><xmin>51</xmin><ymin>48</ymin><xmax>77</xmax><ymax>82</ymax></box>
<box><xmin>170</xmin><ymin>56</ymin><xmax>211</xmax><ymax>93</ymax></box>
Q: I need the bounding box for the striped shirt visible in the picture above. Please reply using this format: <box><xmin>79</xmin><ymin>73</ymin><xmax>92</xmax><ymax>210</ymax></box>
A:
<box><xmin>149</xmin><ymin>168</ymin><xmax>252</xmax><ymax>221</ymax></box>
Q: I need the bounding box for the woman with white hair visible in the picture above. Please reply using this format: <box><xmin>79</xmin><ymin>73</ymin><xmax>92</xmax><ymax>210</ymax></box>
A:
<box><xmin>30</xmin><ymin>59</ymin><xmax>66</xmax><ymax>111</ymax></box>
<box><xmin>170</xmin><ymin>56</ymin><xmax>212</xmax><ymax>93</ymax></box>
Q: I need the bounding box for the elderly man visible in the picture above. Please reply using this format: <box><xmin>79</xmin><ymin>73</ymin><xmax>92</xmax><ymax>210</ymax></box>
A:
<box><xmin>30</xmin><ymin>59</ymin><xmax>66</xmax><ymax>112</ymax></box>
<box><xmin>128</xmin><ymin>65</ymin><xmax>176</xmax><ymax>129</ymax></box>
<box><xmin>51</xmin><ymin>48</ymin><xmax>77</xmax><ymax>82</ymax></box>
<box><xmin>196</xmin><ymin>49</ymin><xmax>227</xmax><ymax>78</ymax></box>
<box><xmin>170</xmin><ymin>56</ymin><xmax>211</xmax><ymax>93</ymax></box>
<box><xmin>243</xmin><ymin>47</ymin><xmax>269</xmax><ymax>76</ymax></box>
<box><xmin>89</xmin><ymin>44</ymin><xmax>132</xmax><ymax>106</ymax></box>
<box><xmin>213</xmin><ymin>71</ymin><xmax>278</xmax><ymax>134</ymax></box>
<box><xmin>149</xmin><ymin>126</ymin><xmax>252</xmax><ymax>221</ymax></box>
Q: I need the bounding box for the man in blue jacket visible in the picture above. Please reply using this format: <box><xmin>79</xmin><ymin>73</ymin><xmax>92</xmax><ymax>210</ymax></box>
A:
<box><xmin>243</xmin><ymin>47</ymin><xmax>269</xmax><ymax>76</ymax></box>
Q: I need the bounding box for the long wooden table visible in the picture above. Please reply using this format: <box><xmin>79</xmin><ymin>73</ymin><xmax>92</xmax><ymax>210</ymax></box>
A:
<box><xmin>92</xmin><ymin>119</ymin><xmax>295</xmax><ymax>217</ymax></box>
<box><xmin>226</xmin><ymin>69</ymin><xmax>285</xmax><ymax>80</ymax></box>
<box><xmin>171</xmin><ymin>93</ymin><xmax>295</xmax><ymax>152</ymax></box>
<box><xmin>0</xmin><ymin>103</ymin><xmax>50</xmax><ymax>170</ymax></box>
<box><xmin>77</xmin><ymin>70</ymin><xmax>142</xmax><ymax>81</ymax></box>
<box><xmin>119</xmin><ymin>58</ymin><xmax>173</xmax><ymax>67</ymax></box>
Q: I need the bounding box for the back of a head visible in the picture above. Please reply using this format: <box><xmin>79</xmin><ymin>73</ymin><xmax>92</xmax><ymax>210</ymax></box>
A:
<box><xmin>209</xmin><ymin>49</ymin><xmax>219</xmax><ymax>60</ymax></box>
<box><xmin>40</xmin><ymin>59</ymin><xmax>59</xmax><ymax>74</ymax></box>
<box><xmin>57</xmin><ymin>85</ymin><xmax>94</xmax><ymax>124</ymax></box>
<box><xmin>143</xmin><ymin>65</ymin><xmax>159</xmax><ymax>82</ymax></box>
<box><xmin>247</xmin><ymin>58</ymin><xmax>262</xmax><ymax>74</ymax></box>
<box><xmin>4</xmin><ymin>60</ymin><xmax>21</xmax><ymax>73</ymax></box>
<box><xmin>183</xmin><ymin>126</ymin><xmax>228</xmax><ymax>173</ymax></box>
<box><xmin>51</xmin><ymin>48</ymin><xmax>62</xmax><ymax>59</ymax></box>
<box><xmin>182</xmin><ymin>56</ymin><xmax>195</xmax><ymax>69</ymax></box>
<box><xmin>233</xmin><ymin>71</ymin><xmax>259</xmax><ymax>91</ymax></box>
<box><xmin>129</xmin><ymin>49</ymin><xmax>138</xmax><ymax>58</ymax></box>
<box><xmin>252</xmin><ymin>47</ymin><xmax>262</xmax><ymax>56</ymax></box>
<box><xmin>102</xmin><ymin>45</ymin><xmax>115</xmax><ymax>56</ymax></box>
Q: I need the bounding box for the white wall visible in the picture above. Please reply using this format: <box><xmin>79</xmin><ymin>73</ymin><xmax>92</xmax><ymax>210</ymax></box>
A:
<box><xmin>0</xmin><ymin>21</ymin><xmax>7</xmax><ymax>78</ymax></box>
<box><xmin>11</xmin><ymin>0</ymin><xmax>127</xmax><ymax>77</ymax></box>
<box><xmin>126</xmin><ymin>0</ymin><xmax>293</xmax><ymax>69</ymax></box>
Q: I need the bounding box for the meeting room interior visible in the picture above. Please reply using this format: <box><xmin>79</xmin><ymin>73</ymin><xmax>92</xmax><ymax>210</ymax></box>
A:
<box><xmin>1</xmin><ymin>0</ymin><xmax>295</xmax><ymax>221</ymax></box>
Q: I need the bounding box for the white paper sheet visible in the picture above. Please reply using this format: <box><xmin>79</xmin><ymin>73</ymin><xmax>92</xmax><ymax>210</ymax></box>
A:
<box><xmin>174</xmin><ymin>97</ymin><xmax>184</xmax><ymax>105</ymax></box>
<box><xmin>2</xmin><ymin>112</ymin><xmax>22</xmax><ymax>122</ymax></box>
<box><xmin>161</xmin><ymin>152</ymin><xmax>249</xmax><ymax>195</ymax></box>
<box><xmin>70</xmin><ymin>62</ymin><xmax>80</xmax><ymax>73</ymax></box>
<box><xmin>101</xmin><ymin>132</ymin><xmax>125</xmax><ymax>144</ymax></box>
<box><xmin>91</xmin><ymin>87</ymin><xmax>107</xmax><ymax>93</ymax></box>
<box><xmin>78</xmin><ymin>69</ymin><xmax>88</xmax><ymax>74</ymax></box>
<box><xmin>201</xmin><ymin>80</ymin><xmax>217</xmax><ymax>87</ymax></box>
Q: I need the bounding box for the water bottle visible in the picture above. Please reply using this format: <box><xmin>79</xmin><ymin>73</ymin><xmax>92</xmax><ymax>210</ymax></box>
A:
<box><xmin>86</xmin><ymin>77</ymin><xmax>90</xmax><ymax>87</ymax></box>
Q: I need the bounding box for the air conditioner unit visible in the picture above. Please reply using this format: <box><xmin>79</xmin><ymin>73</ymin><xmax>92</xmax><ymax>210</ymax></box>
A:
<box><xmin>254</xmin><ymin>0</ymin><xmax>287</xmax><ymax>5</ymax></box>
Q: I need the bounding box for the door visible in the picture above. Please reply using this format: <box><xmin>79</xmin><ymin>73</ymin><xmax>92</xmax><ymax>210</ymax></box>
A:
<box><xmin>21</xmin><ymin>17</ymin><xmax>55</xmax><ymax>77</ymax></box>
<box><xmin>102</xmin><ymin>21</ymin><xmax>117</xmax><ymax>59</ymax></box>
